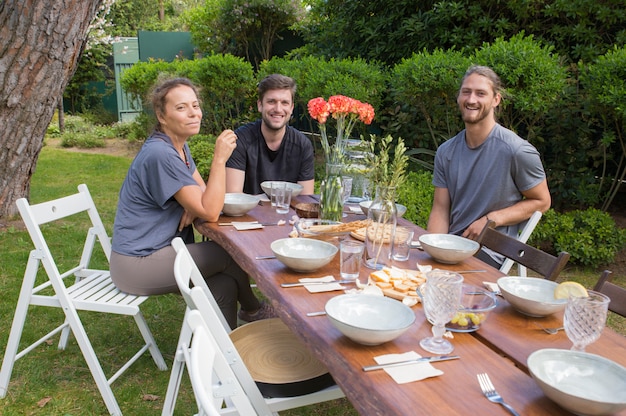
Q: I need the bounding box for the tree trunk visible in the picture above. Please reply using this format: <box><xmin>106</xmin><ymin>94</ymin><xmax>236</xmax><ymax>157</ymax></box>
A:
<box><xmin>0</xmin><ymin>0</ymin><xmax>103</xmax><ymax>218</ymax></box>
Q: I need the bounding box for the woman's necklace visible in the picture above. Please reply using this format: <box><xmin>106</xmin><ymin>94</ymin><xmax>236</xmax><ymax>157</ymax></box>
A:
<box><xmin>181</xmin><ymin>148</ymin><xmax>190</xmax><ymax>168</ymax></box>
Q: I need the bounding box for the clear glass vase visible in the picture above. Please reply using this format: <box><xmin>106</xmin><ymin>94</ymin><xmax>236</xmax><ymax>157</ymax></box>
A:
<box><xmin>364</xmin><ymin>185</ymin><xmax>397</xmax><ymax>269</ymax></box>
<box><xmin>319</xmin><ymin>163</ymin><xmax>344</xmax><ymax>222</ymax></box>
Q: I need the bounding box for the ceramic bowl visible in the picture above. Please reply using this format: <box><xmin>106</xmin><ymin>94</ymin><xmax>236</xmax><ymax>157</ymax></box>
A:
<box><xmin>358</xmin><ymin>200</ymin><xmax>407</xmax><ymax>217</ymax></box>
<box><xmin>497</xmin><ymin>276</ymin><xmax>567</xmax><ymax>317</ymax></box>
<box><xmin>418</xmin><ymin>233</ymin><xmax>480</xmax><ymax>264</ymax></box>
<box><xmin>325</xmin><ymin>294</ymin><xmax>415</xmax><ymax>345</ymax></box>
<box><xmin>260</xmin><ymin>181</ymin><xmax>303</xmax><ymax>198</ymax></box>
<box><xmin>270</xmin><ymin>238</ymin><xmax>338</xmax><ymax>273</ymax></box>
<box><xmin>445</xmin><ymin>284</ymin><xmax>498</xmax><ymax>332</ymax></box>
<box><xmin>528</xmin><ymin>348</ymin><xmax>626</xmax><ymax>415</ymax></box>
<box><xmin>222</xmin><ymin>193</ymin><xmax>259</xmax><ymax>216</ymax></box>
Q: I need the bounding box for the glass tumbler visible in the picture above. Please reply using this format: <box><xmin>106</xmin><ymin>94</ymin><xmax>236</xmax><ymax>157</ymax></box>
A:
<box><xmin>563</xmin><ymin>290</ymin><xmax>610</xmax><ymax>351</ymax></box>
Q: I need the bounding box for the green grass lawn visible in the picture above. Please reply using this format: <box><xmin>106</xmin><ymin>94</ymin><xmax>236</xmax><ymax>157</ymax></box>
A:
<box><xmin>0</xmin><ymin>147</ymin><xmax>623</xmax><ymax>415</ymax></box>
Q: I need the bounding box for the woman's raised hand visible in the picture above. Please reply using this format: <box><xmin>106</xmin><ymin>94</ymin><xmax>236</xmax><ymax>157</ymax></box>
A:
<box><xmin>213</xmin><ymin>129</ymin><xmax>237</xmax><ymax>164</ymax></box>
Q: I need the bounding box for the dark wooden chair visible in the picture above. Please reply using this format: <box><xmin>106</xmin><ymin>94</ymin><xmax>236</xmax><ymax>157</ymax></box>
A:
<box><xmin>593</xmin><ymin>270</ymin><xmax>626</xmax><ymax>318</ymax></box>
<box><xmin>476</xmin><ymin>221</ymin><xmax>570</xmax><ymax>281</ymax></box>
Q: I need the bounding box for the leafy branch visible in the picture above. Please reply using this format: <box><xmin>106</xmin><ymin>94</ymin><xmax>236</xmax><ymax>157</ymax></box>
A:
<box><xmin>363</xmin><ymin>134</ymin><xmax>409</xmax><ymax>193</ymax></box>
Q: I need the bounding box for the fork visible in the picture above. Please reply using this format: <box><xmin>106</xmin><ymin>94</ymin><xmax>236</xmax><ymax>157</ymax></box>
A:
<box><xmin>477</xmin><ymin>373</ymin><xmax>520</xmax><ymax>416</ymax></box>
<box><xmin>533</xmin><ymin>322</ymin><xmax>564</xmax><ymax>335</ymax></box>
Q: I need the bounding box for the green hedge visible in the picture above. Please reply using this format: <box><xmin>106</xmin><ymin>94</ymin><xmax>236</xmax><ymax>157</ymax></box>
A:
<box><xmin>120</xmin><ymin>42</ymin><xmax>626</xmax><ymax>217</ymax></box>
<box><xmin>120</xmin><ymin>56</ymin><xmax>255</xmax><ymax>133</ymax></box>
<box><xmin>531</xmin><ymin>209</ymin><xmax>626</xmax><ymax>268</ymax></box>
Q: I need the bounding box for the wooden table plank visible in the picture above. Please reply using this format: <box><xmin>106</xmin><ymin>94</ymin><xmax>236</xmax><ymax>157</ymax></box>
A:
<box><xmin>195</xmin><ymin>202</ymin><xmax>625</xmax><ymax>416</ymax></box>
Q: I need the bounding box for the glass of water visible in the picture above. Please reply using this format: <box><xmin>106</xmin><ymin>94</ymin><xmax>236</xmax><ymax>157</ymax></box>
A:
<box><xmin>340</xmin><ymin>240</ymin><xmax>364</xmax><ymax>280</ymax></box>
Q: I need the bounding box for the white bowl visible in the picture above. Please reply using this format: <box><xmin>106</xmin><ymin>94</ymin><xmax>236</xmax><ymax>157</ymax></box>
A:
<box><xmin>222</xmin><ymin>193</ymin><xmax>259</xmax><ymax>216</ymax></box>
<box><xmin>497</xmin><ymin>276</ymin><xmax>567</xmax><ymax>317</ymax></box>
<box><xmin>270</xmin><ymin>238</ymin><xmax>338</xmax><ymax>273</ymax></box>
<box><xmin>260</xmin><ymin>181</ymin><xmax>303</xmax><ymax>198</ymax></box>
<box><xmin>528</xmin><ymin>349</ymin><xmax>626</xmax><ymax>415</ymax></box>
<box><xmin>418</xmin><ymin>233</ymin><xmax>480</xmax><ymax>264</ymax></box>
<box><xmin>358</xmin><ymin>200</ymin><xmax>407</xmax><ymax>217</ymax></box>
<box><xmin>325</xmin><ymin>294</ymin><xmax>415</xmax><ymax>345</ymax></box>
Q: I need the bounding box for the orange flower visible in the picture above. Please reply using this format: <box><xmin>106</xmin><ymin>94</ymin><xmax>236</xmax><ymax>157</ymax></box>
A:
<box><xmin>328</xmin><ymin>95</ymin><xmax>354</xmax><ymax>118</ymax></box>
<box><xmin>307</xmin><ymin>95</ymin><xmax>375</xmax><ymax>164</ymax></box>
<box><xmin>307</xmin><ymin>97</ymin><xmax>330</xmax><ymax>124</ymax></box>
<box><xmin>357</xmin><ymin>102</ymin><xmax>375</xmax><ymax>124</ymax></box>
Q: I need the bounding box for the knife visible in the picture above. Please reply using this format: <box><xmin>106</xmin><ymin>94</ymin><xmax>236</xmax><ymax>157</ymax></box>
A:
<box><xmin>362</xmin><ymin>355</ymin><xmax>460</xmax><ymax>371</ymax></box>
<box><xmin>281</xmin><ymin>280</ymin><xmax>356</xmax><ymax>287</ymax></box>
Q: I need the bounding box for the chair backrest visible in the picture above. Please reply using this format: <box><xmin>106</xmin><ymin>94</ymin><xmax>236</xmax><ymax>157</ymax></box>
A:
<box><xmin>476</xmin><ymin>221</ymin><xmax>570</xmax><ymax>281</ymax></box>
<box><xmin>499</xmin><ymin>211</ymin><xmax>542</xmax><ymax>275</ymax></box>
<box><xmin>17</xmin><ymin>183</ymin><xmax>111</xmax><ymax>292</ymax></box>
<box><xmin>173</xmin><ymin>239</ymin><xmax>275</xmax><ymax>415</ymax></box>
<box><xmin>593</xmin><ymin>270</ymin><xmax>626</xmax><ymax>318</ymax></box>
<box><xmin>184</xmin><ymin>310</ymin><xmax>228</xmax><ymax>416</ymax></box>
<box><xmin>171</xmin><ymin>237</ymin><xmax>230</xmax><ymax>332</ymax></box>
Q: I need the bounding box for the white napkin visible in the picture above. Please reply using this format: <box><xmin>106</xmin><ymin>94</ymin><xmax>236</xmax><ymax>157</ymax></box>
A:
<box><xmin>416</xmin><ymin>262</ymin><xmax>433</xmax><ymax>273</ymax></box>
<box><xmin>233</xmin><ymin>222</ymin><xmax>264</xmax><ymax>231</ymax></box>
<box><xmin>374</xmin><ymin>351</ymin><xmax>444</xmax><ymax>384</ymax></box>
<box><xmin>299</xmin><ymin>275</ymin><xmax>345</xmax><ymax>293</ymax></box>
<box><xmin>483</xmin><ymin>281</ymin><xmax>500</xmax><ymax>293</ymax></box>
<box><xmin>349</xmin><ymin>205</ymin><xmax>364</xmax><ymax>214</ymax></box>
<box><xmin>255</xmin><ymin>193</ymin><xmax>270</xmax><ymax>202</ymax></box>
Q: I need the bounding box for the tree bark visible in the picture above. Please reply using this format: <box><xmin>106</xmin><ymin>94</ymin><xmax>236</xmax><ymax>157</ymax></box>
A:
<box><xmin>0</xmin><ymin>0</ymin><xmax>103</xmax><ymax>218</ymax></box>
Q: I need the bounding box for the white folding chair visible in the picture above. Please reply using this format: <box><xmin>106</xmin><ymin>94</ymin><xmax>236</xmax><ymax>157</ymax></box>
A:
<box><xmin>499</xmin><ymin>211</ymin><xmax>543</xmax><ymax>276</ymax></box>
<box><xmin>185</xmin><ymin>310</ymin><xmax>223</xmax><ymax>416</ymax></box>
<box><xmin>163</xmin><ymin>237</ymin><xmax>344</xmax><ymax>416</ymax></box>
<box><xmin>0</xmin><ymin>184</ymin><xmax>167</xmax><ymax>416</ymax></box>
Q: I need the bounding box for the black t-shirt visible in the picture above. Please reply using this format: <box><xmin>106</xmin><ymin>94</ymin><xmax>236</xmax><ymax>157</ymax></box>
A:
<box><xmin>227</xmin><ymin>120</ymin><xmax>315</xmax><ymax>194</ymax></box>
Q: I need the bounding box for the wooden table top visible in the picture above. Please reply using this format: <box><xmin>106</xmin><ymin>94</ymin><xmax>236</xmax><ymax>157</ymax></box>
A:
<box><xmin>195</xmin><ymin>198</ymin><xmax>626</xmax><ymax>416</ymax></box>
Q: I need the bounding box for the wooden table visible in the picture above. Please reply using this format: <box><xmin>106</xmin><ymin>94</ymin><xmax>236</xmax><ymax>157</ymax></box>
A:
<box><xmin>195</xmin><ymin>198</ymin><xmax>626</xmax><ymax>416</ymax></box>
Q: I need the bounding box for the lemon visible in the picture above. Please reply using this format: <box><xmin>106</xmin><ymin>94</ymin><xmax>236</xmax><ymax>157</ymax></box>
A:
<box><xmin>554</xmin><ymin>281</ymin><xmax>589</xmax><ymax>299</ymax></box>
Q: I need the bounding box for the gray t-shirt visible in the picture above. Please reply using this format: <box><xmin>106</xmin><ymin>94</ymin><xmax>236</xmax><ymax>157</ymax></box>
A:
<box><xmin>112</xmin><ymin>131</ymin><xmax>198</xmax><ymax>256</ymax></box>
<box><xmin>432</xmin><ymin>124</ymin><xmax>546</xmax><ymax>263</ymax></box>
<box><xmin>227</xmin><ymin>120</ymin><xmax>315</xmax><ymax>195</ymax></box>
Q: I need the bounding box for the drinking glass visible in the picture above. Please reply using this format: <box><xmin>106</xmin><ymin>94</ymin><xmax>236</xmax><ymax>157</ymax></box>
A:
<box><xmin>340</xmin><ymin>240</ymin><xmax>364</xmax><ymax>280</ymax></box>
<box><xmin>341</xmin><ymin>176</ymin><xmax>353</xmax><ymax>217</ymax></box>
<box><xmin>270</xmin><ymin>182</ymin><xmax>284</xmax><ymax>207</ymax></box>
<box><xmin>275</xmin><ymin>187</ymin><xmax>292</xmax><ymax>214</ymax></box>
<box><xmin>392</xmin><ymin>226</ymin><xmax>414</xmax><ymax>262</ymax></box>
<box><xmin>563</xmin><ymin>290</ymin><xmax>610</xmax><ymax>351</ymax></box>
<box><xmin>420</xmin><ymin>270</ymin><xmax>464</xmax><ymax>354</ymax></box>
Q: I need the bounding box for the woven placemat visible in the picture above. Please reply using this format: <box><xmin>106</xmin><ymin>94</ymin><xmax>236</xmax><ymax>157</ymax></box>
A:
<box><xmin>230</xmin><ymin>318</ymin><xmax>329</xmax><ymax>384</ymax></box>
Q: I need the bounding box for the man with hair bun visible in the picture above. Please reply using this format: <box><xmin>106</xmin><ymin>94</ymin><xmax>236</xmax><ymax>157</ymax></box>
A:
<box><xmin>427</xmin><ymin>65</ymin><xmax>551</xmax><ymax>268</ymax></box>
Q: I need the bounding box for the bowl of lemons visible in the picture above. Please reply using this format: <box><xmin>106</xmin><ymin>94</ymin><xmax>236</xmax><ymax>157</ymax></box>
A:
<box><xmin>497</xmin><ymin>277</ymin><xmax>587</xmax><ymax>317</ymax></box>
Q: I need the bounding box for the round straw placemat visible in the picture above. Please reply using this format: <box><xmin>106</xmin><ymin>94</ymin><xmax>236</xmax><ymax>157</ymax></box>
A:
<box><xmin>230</xmin><ymin>318</ymin><xmax>335</xmax><ymax>397</ymax></box>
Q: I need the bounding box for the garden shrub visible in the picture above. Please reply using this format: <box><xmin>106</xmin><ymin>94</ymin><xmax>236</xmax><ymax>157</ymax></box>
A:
<box><xmin>579</xmin><ymin>46</ymin><xmax>626</xmax><ymax>211</ymax></box>
<box><xmin>471</xmin><ymin>33</ymin><xmax>568</xmax><ymax>144</ymax></box>
<box><xmin>531</xmin><ymin>208</ymin><xmax>626</xmax><ymax>267</ymax></box>
<box><xmin>120</xmin><ymin>55</ymin><xmax>256</xmax><ymax>135</ymax></box>
<box><xmin>60</xmin><ymin>132</ymin><xmax>106</xmax><ymax>149</ymax></box>
<box><xmin>59</xmin><ymin>115</ymin><xmax>113</xmax><ymax>148</ymax></box>
<box><xmin>396</xmin><ymin>170</ymin><xmax>434</xmax><ymax>229</ymax></box>
<box><xmin>188</xmin><ymin>134</ymin><xmax>217</xmax><ymax>180</ymax></box>
<box><xmin>185</xmin><ymin>54</ymin><xmax>256</xmax><ymax>132</ymax></box>
<box><xmin>390</xmin><ymin>49</ymin><xmax>470</xmax><ymax>149</ymax></box>
<box><xmin>258</xmin><ymin>56</ymin><xmax>388</xmax><ymax>133</ymax></box>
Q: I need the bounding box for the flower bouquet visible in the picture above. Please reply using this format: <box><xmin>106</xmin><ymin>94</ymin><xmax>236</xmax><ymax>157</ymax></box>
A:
<box><xmin>308</xmin><ymin>95</ymin><xmax>375</xmax><ymax>221</ymax></box>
